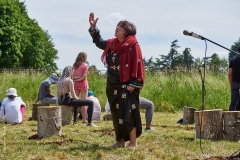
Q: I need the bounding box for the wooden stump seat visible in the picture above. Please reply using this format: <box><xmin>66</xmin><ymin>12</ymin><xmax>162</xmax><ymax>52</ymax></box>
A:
<box><xmin>194</xmin><ymin>109</ymin><xmax>223</xmax><ymax>141</ymax></box>
<box><xmin>61</xmin><ymin>105</ymin><xmax>73</xmax><ymax>126</ymax></box>
<box><xmin>222</xmin><ymin>111</ymin><xmax>240</xmax><ymax>141</ymax></box>
<box><xmin>37</xmin><ymin>106</ymin><xmax>62</xmax><ymax>138</ymax></box>
<box><xmin>32</xmin><ymin>103</ymin><xmax>50</xmax><ymax>120</ymax></box>
<box><xmin>183</xmin><ymin>106</ymin><xmax>196</xmax><ymax>124</ymax></box>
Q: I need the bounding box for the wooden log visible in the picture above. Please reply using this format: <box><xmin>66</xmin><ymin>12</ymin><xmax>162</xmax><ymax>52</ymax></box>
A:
<box><xmin>103</xmin><ymin>113</ymin><xmax>112</xmax><ymax>121</ymax></box>
<box><xmin>61</xmin><ymin>105</ymin><xmax>73</xmax><ymax>126</ymax></box>
<box><xmin>32</xmin><ymin>103</ymin><xmax>50</xmax><ymax>120</ymax></box>
<box><xmin>222</xmin><ymin>111</ymin><xmax>240</xmax><ymax>141</ymax></box>
<box><xmin>37</xmin><ymin>106</ymin><xmax>62</xmax><ymax>138</ymax></box>
<box><xmin>183</xmin><ymin>106</ymin><xmax>196</xmax><ymax>124</ymax></box>
<box><xmin>194</xmin><ymin>109</ymin><xmax>223</xmax><ymax>141</ymax></box>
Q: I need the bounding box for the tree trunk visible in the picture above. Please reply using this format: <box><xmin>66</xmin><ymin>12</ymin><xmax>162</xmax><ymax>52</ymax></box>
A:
<box><xmin>194</xmin><ymin>109</ymin><xmax>223</xmax><ymax>141</ymax></box>
<box><xmin>61</xmin><ymin>105</ymin><xmax>73</xmax><ymax>126</ymax></box>
<box><xmin>183</xmin><ymin>106</ymin><xmax>196</xmax><ymax>124</ymax></box>
<box><xmin>37</xmin><ymin>106</ymin><xmax>62</xmax><ymax>138</ymax></box>
<box><xmin>222</xmin><ymin>111</ymin><xmax>240</xmax><ymax>141</ymax></box>
<box><xmin>32</xmin><ymin>103</ymin><xmax>49</xmax><ymax>121</ymax></box>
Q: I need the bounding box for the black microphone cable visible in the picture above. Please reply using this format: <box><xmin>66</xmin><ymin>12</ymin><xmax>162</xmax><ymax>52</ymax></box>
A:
<box><xmin>198</xmin><ymin>39</ymin><xmax>209</xmax><ymax>159</ymax></box>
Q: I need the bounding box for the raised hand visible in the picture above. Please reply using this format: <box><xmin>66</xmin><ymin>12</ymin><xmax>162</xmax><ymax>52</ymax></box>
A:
<box><xmin>89</xmin><ymin>12</ymin><xmax>98</xmax><ymax>30</ymax></box>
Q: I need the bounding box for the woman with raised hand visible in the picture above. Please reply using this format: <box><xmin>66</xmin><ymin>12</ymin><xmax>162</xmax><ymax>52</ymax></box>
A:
<box><xmin>88</xmin><ymin>12</ymin><xmax>144</xmax><ymax>149</ymax></box>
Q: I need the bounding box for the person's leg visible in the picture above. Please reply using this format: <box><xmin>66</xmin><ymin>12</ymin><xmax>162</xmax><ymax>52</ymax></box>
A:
<box><xmin>139</xmin><ymin>97</ymin><xmax>154</xmax><ymax>129</ymax></box>
<box><xmin>111</xmin><ymin>139</ymin><xmax>125</xmax><ymax>147</ymax></box>
<box><xmin>41</xmin><ymin>97</ymin><xmax>57</xmax><ymax>104</ymax></box>
<box><xmin>229</xmin><ymin>83</ymin><xmax>240</xmax><ymax>111</ymax></box>
<box><xmin>73</xmin><ymin>106</ymin><xmax>78</xmax><ymax>123</ymax></box>
<box><xmin>20</xmin><ymin>105</ymin><xmax>25</xmax><ymax>123</ymax></box>
<box><xmin>126</xmin><ymin>127</ymin><xmax>137</xmax><ymax>149</ymax></box>
<box><xmin>69</xmin><ymin>99</ymin><xmax>94</xmax><ymax>124</ymax></box>
<box><xmin>80</xmin><ymin>90</ymin><xmax>88</xmax><ymax>123</ymax></box>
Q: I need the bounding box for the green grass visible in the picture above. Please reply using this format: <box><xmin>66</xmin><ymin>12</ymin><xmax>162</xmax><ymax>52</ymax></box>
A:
<box><xmin>0</xmin><ymin>110</ymin><xmax>239</xmax><ymax>160</ymax></box>
<box><xmin>0</xmin><ymin>69</ymin><xmax>236</xmax><ymax>160</ymax></box>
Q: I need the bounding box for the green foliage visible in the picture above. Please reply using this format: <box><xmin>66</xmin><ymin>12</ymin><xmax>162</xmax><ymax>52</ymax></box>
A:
<box><xmin>229</xmin><ymin>37</ymin><xmax>240</xmax><ymax>61</ymax></box>
<box><xmin>0</xmin><ymin>0</ymin><xmax>58</xmax><ymax>70</ymax></box>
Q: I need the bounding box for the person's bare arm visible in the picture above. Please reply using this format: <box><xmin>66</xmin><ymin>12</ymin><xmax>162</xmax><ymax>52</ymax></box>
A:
<box><xmin>46</xmin><ymin>86</ymin><xmax>55</xmax><ymax>97</ymax></box>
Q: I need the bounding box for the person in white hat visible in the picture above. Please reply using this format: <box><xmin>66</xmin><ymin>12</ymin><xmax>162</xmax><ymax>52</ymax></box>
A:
<box><xmin>0</xmin><ymin>88</ymin><xmax>26</xmax><ymax>124</ymax></box>
<box><xmin>37</xmin><ymin>73</ymin><xmax>59</xmax><ymax>104</ymax></box>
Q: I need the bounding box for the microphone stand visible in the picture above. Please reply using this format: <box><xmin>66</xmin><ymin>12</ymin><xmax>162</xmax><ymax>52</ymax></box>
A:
<box><xmin>198</xmin><ymin>39</ymin><xmax>208</xmax><ymax>159</ymax></box>
<box><xmin>194</xmin><ymin>34</ymin><xmax>239</xmax><ymax>159</ymax></box>
<box><xmin>199</xmin><ymin>35</ymin><xmax>238</xmax><ymax>55</ymax></box>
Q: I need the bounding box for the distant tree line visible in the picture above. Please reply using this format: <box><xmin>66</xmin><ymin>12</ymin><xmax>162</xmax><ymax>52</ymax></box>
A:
<box><xmin>0</xmin><ymin>0</ymin><xmax>58</xmax><ymax>70</ymax></box>
<box><xmin>143</xmin><ymin>39</ymin><xmax>240</xmax><ymax>73</ymax></box>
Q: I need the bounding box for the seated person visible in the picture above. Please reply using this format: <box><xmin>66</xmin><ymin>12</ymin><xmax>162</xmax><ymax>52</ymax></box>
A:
<box><xmin>104</xmin><ymin>97</ymin><xmax>154</xmax><ymax>131</ymax></box>
<box><xmin>0</xmin><ymin>88</ymin><xmax>26</xmax><ymax>124</ymax></box>
<box><xmin>37</xmin><ymin>73</ymin><xmax>59</xmax><ymax>104</ymax></box>
<box><xmin>79</xmin><ymin>91</ymin><xmax>101</xmax><ymax>121</ymax></box>
<box><xmin>57</xmin><ymin>66</ymin><xmax>97</xmax><ymax>127</ymax></box>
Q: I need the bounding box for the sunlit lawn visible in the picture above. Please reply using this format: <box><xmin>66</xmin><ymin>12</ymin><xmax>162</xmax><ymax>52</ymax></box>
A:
<box><xmin>0</xmin><ymin>107</ymin><xmax>239</xmax><ymax>160</ymax></box>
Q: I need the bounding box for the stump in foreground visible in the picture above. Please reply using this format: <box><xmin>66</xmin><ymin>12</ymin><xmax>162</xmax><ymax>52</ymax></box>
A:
<box><xmin>194</xmin><ymin>109</ymin><xmax>223</xmax><ymax>141</ymax></box>
<box><xmin>37</xmin><ymin>106</ymin><xmax>62</xmax><ymax>138</ymax></box>
<box><xmin>61</xmin><ymin>105</ymin><xmax>73</xmax><ymax>126</ymax></box>
<box><xmin>222</xmin><ymin>111</ymin><xmax>240</xmax><ymax>141</ymax></box>
<box><xmin>32</xmin><ymin>103</ymin><xmax>50</xmax><ymax>120</ymax></box>
<box><xmin>183</xmin><ymin>106</ymin><xmax>196</xmax><ymax>124</ymax></box>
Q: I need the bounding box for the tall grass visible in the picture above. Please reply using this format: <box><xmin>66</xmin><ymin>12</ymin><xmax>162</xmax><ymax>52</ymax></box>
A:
<box><xmin>141</xmin><ymin>70</ymin><xmax>229</xmax><ymax>112</ymax></box>
<box><xmin>0</xmin><ymin>69</ymin><xmax>230</xmax><ymax>112</ymax></box>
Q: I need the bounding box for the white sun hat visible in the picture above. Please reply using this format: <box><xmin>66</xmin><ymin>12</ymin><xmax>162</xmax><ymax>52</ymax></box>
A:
<box><xmin>6</xmin><ymin>88</ymin><xmax>18</xmax><ymax>96</ymax></box>
<box><xmin>49</xmin><ymin>73</ymin><xmax>60</xmax><ymax>83</ymax></box>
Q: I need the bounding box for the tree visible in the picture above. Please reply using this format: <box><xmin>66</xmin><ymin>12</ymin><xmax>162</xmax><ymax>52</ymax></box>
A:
<box><xmin>182</xmin><ymin>48</ymin><xmax>194</xmax><ymax>71</ymax></box>
<box><xmin>209</xmin><ymin>53</ymin><xmax>228</xmax><ymax>72</ymax></box>
<box><xmin>160</xmin><ymin>40</ymin><xmax>180</xmax><ymax>69</ymax></box>
<box><xmin>143</xmin><ymin>57</ymin><xmax>155</xmax><ymax>71</ymax></box>
<box><xmin>228</xmin><ymin>37</ymin><xmax>240</xmax><ymax>62</ymax></box>
<box><xmin>0</xmin><ymin>0</ymin><xmax>58</xmax><ymax>70</ymax></box>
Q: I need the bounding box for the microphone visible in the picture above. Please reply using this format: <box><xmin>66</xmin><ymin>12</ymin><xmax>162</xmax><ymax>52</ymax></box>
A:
<box><xmin>183</xmin><ymin>30</ymin><xmax>205</xmax><ymax>40</ymax></box>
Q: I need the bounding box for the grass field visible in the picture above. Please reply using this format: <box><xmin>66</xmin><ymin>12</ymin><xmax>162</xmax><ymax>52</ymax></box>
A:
<box><xmin>0</xmin><ymin>69</ymin><xmax>238</xmax><ymax>160</ymax></box>
<box><xmin>0</xmin><ymin>108</ymin><xmax>239</xmax><ymax>160</ymax></box>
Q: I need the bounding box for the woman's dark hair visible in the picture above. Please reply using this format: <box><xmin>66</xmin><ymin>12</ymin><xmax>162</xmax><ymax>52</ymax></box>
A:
<box><xmin>238</xmin><ymin>46</ymin><xmax>240</xmax><ymax>53</ymax></box>
<box><xmin>117</xmin><ymin>20</ymin><xmax>136</xmax><ymax>37</ymax></box>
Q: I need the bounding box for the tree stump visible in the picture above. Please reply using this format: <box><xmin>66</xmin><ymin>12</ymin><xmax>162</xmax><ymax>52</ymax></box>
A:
<box><xmin>194</xmin><ymin>109</ymin><xmax>223</xmax><ymax>141</ymax></box>
<box><xmin>32</xmin><ymin>103</ymin><xmax>50</xmax><ymax>120</ymax></box>
<box><xmin>61</xmin><ymin>105</ymin><xmax>73</xmax><ymax>126</ymax></box>
<box><xmin>222</xmin><ymin>111</ymin><xmax>240</xmax><ymax>141</ymax></box>
<box><xmin>37</xmin><ymin>106</ymin><xmax>62</xmax><ymax>138</ymax></box>
<box><xmin>183</xmin><ymin>106</ymin><xmax>196</xmax><ymax>124</ymax></box>
<box><xmin>103</xmin><ymin>113</ymin><xmax>112</xmax><ymax>121</ymax></box>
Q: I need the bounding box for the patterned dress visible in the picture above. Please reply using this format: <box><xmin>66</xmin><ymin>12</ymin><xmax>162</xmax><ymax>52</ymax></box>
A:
<box><xmin>89</xmin><ymin>28</ymin><xmax>143</xmax><ymax>141</ymax></box>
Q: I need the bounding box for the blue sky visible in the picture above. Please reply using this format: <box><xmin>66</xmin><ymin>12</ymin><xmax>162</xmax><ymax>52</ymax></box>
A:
<box><xmin>21</xmin><ymin>0</ymin><xmax>240</xmax><ymax>70</ymax></box>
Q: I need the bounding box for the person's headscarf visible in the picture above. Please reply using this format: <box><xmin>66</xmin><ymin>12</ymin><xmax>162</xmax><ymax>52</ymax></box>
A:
<box><xmin>101</xmin><ymin>35</ymin><xmax>144</xmax><ymax>85</ymax></box>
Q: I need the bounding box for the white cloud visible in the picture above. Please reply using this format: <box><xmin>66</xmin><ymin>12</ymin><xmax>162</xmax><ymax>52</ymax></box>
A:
<box><xmin>103</xmin><ymin>13</ymin><xmax>126</xmax><ymax>24</ymax></box>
